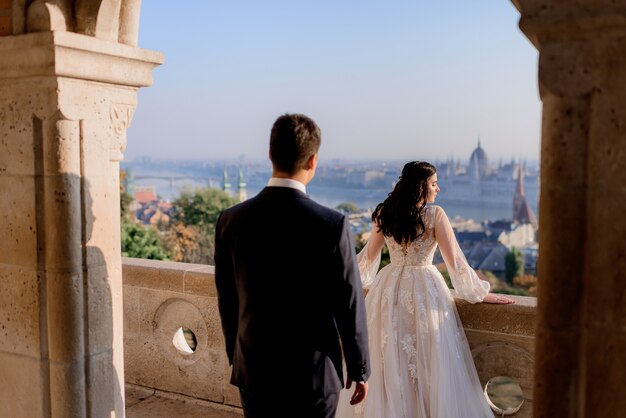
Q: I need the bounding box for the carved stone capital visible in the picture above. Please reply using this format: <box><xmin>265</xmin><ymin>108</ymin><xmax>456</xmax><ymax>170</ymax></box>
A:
<box><xmin>8</xmin><ymin>0</ymin><xmax>143</xmax><ymax>46</ymax></box>
<box><xmin>109</xmin><ymin>103</ymin><xmax>135</xmax><ymax>161</ymax></box>
<box><xmin>537</xmin><ymin>40</ymin><xmax>599</xmax><ymax>99</ymax></box>
<box><xmin>0</xmin><ymin>31</ymin><xmax>163</xmax><ymax>87</ymax></box>
<box><xmin>513</xmin><ymin>0</ymin><xmax>626</xmax><ymax>98</ymax></box>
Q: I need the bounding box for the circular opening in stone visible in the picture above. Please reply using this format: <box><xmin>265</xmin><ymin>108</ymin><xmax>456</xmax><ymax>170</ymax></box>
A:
<box><xmin>172</xmin><ymin>327</ymin><xmax>197</xmax><ymax>355</ymax></box>
<box><xmin>484</xmin><ymin>376</ymin><xmax>524</xmax><ymax>416</ymax></box>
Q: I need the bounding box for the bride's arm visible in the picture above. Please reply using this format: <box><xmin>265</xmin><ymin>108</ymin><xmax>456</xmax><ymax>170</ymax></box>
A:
<box><xmin>357</xmin><ymin>224</ymin><xmax>384</xmax><ymax>289</ymax></box>
<box><xmin>433</xmin><ymin>205</ymin><xmax>491</xmax><ymax>303</ymax></box>
<box><xmin>365</xmin><ymin>224</ymin><xmax>385</xmax><ymax>261</ymax></box>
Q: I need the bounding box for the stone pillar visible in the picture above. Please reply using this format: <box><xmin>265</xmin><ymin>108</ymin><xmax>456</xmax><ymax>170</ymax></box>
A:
<box><xmin>512</xmin><ymin>1</ymin><xmax>626</xmax><ymax>416</ymax></box>
<box><xmin>0</xmin><ymin>21</ymin><xmax>161</xmax><ymax>418</ymax></box>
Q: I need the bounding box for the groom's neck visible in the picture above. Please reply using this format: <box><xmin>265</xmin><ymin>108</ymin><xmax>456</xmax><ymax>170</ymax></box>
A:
<box><xmin>271</xmin><ymin>169</ymin><xmax>312</xmax><ymax>185</ymax></box>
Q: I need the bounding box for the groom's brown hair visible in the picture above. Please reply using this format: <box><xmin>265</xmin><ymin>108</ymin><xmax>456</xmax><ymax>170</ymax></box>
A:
<box><xmin>269</xmin><ymin>113</ymin><xmax>321</xmax><ymax>175</ymax></box>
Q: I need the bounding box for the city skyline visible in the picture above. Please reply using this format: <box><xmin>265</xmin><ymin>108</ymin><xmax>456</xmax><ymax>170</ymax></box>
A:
<box><xmin>127</xmin><ymin>1</ymin><xmax>541</xmax><ymax>162</ymax></box>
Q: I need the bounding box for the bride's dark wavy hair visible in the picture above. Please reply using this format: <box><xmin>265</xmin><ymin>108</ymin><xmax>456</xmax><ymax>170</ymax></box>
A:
<box><xmin>372</xmin><ymin>161</ymin><xmax>437</xmax><ymax>244</ymax></box>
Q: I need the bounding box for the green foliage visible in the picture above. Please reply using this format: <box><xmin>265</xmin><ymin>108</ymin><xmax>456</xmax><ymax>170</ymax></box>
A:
<box><xmin>512</xmin><ymin>274</ymin><xmax>538</xmax><ymax>296</ymax></box>
<box><xmin>121</xmin><ymin>218</ymin><xmax>170</xmax><ymax>260</ymax></box>
<box><xmin>439</xmin><ymin>268</ymin><xmax>453</xmax><ymax>289</ymax></box>
<box><xmin>165</xmin><ymin>222</ymin><xmax>214</xmax><ymax>264</ymax></box>
<box><xmin>171</xmin><ymin>187</ymin><xmax>237</xmax><ymax>229</ymax></box>
<box><xmin>504</xmin><ymin>247</ymin><xmax>524</xmax><ymax>283</ymax></box>
<box><xmin>167</xmin><ymin>187</ymin><xmax>237</xmax><ymax>263</ymax></box>
<box><xmin>120</xmin><ymin>190</ymin><xmax>133</xmax><ymax>219</ymax></box>
<box><xmin>491</xmin><ymin>286</ymin><xmax>530</xmax><ymax>296</ymax></box>
<box><xmin>336</xmin><ymin>202</ymin><xmax>360</xmax><ymax>214</ymax></box>
<box><xmin>379</xmin><ymin>245</ymin><xmax>391</xmax><ymax>269</ymax></box>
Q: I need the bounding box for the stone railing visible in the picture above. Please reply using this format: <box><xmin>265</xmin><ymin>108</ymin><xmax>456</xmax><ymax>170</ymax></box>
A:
<box><xmin>456</xmin><ymin>293</ymin><xmax>536</xmax><ymax>417</ymax></box>
<box><xmin>123</xmin><ymin>258</ymin><xmax>535</xmax><ymax>416</ymax></box>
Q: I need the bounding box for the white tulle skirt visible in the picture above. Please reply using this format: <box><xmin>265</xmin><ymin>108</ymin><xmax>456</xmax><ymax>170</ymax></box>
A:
<box><xmin>335</xmin><ymin>263</ymin><xmax>494</xmax><ymax>418</ymax></box>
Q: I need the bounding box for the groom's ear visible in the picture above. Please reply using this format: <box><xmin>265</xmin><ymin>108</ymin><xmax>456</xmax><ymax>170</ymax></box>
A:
<box><xmin>306</xmin><ymin>153</ymin><xmax>318</xmax><ymax>171</ymax></box>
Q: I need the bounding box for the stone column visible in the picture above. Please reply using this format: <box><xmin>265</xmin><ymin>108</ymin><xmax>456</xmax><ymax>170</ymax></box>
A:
<box><xmin>512</xmin><ymin>1</ymin><xmax>626</xmax><ymax>416</ymax></box>
<box><xmin>0</xmin><ymin>30</ymin><xmax>162</xmax><ymax>417</ymax></box>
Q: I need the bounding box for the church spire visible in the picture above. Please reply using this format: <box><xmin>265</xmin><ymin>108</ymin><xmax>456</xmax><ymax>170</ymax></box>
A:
<box><xmin>238</xmin><ymin>167</ymin><xmax>247</xmax><ymax>202</ymax></box>
<box><xmin>222</xmin><ymin>166</ymin><xmax>231</xmax><ymax>193</ymax></box>
<box><xmin>512</xmin><ymin>163</ymin><xmax>537</xmax><ymax>227</ymax></box>
<box><xmin>515</xmin><ymin>163</ymin><xmax>525</xmax><ymax>198</ymax></box>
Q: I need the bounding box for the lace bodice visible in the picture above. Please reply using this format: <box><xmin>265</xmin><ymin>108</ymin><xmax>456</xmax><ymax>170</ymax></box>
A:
<box><xmin>357</xmin><ymin>205</ymin><xmax>490</xmax><ymax>303</ymax></box>
<box><xmin>385</xmin><ymin>206</ymin><xmax>438</xmax><ymax>266</ymax></box>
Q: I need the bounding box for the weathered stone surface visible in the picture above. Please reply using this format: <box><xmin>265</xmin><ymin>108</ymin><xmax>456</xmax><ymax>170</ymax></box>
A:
<box><xmin>0</xmin><ymin>19</ymin><xmax>161</xmax><ymax>417</ymax></box>
<box><xmin>125</xmin><ymin>384</ymin><xmax>243</xmax><ymax>418</ymax></box>
<box><xmin>124</xmin><ymin>285</ymin><xmax>141</xmax><ymax>337</ymax></box>
<box><xmin>0</xmin><ymin>266</ymin><xmax>40</xmax><ymax>357</ymax></box>
<box><xmin>514</xmin><ymin>2</ymin><xmax>626</xmax><ymax>416</ymax></box>
<box><xmin>184</xmin><ymin>266</ymin><xmax>217</xmax><ymax>297</ymax></box>
<box><xmin>0</xmin><ymin>352</ymin><xmax>45</xmax><ymax>417</ymax></box>
<box><xmin>123</xmin><ymin>260</ymin><xmax>234</xmax><ymax>406</ymax></box>
<box><xmin>0</xmin><ymin>176</ymin><xmax>36</xmax><ymax>268</ymax></box>
<box><xmin>456</xmin><ymin>294</ymin><xmax>536</xmax><ymax>336</ymax></box>
<box><xmin>48</xmin><ymin>358</ymin><xmax>87</xmax><ymax>417</ymax></box>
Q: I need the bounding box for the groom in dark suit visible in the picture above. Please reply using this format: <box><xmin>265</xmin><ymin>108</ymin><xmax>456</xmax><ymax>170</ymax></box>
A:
<box><xmin>214</xmin><ymin>113</ymin><xmax>370</xmax><ymax>418</ymax></box>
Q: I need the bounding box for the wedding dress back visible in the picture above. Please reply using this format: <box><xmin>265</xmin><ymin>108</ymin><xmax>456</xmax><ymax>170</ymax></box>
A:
<box><xmin>336</xmin><ymin>205</ymin><xmax>495</xmax><ymax>418</ymax></box>
<box><xmin>384</xmin><ymin>206</ymin><xmax>438</xmax><ymax>267</ymax></box>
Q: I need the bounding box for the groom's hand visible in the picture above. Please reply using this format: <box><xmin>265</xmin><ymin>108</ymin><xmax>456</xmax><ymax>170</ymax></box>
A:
<box><xmin>346</xmin><ymin>378</ymin><xmax>368</xmax><ymax>405</ymax></box>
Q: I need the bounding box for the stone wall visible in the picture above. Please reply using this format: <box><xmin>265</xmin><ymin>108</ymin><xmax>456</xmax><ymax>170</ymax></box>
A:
<box><xmin>0</xmin><ymin>0</ymin><xmax>9</xmax><ymax>36</ymax></box>
<box><xmin>123</xmin><ymin>258</ymin><xmax>240</xmax><ymax>407</ymax></box>
<box><xmin>123</xmin><ymin>258</ymin><xmax>536</xmax><ymax>415</ymax></box>
<box><xmin>457</xmin><ymin>294</ymin><xmax>536</xmax><ymax>417</ymax></box>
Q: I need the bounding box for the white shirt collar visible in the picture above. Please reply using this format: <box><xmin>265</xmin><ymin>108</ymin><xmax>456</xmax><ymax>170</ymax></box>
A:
<box><xmin>267</xmin><ymin>177</ymin><xmax>307</xmax><ymax>194</ymax></box>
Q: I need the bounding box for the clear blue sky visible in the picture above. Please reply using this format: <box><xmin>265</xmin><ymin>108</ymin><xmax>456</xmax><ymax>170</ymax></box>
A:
<box><xmin>126</xmin><ymin>0</ymin><xmax>541</xmax><ymax>164</ymax></box>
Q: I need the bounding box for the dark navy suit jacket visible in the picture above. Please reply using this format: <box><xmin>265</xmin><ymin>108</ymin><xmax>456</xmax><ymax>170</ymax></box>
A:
<box><xmin>214</xmin><ymin>186</ymin><xmax>370</xmax><ymax>396</ymax></box>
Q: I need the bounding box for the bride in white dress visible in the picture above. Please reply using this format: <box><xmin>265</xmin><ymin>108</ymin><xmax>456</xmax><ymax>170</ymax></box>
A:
<box><xmin>336</xmin><ymin>161</ymin><xmax>513</xmax><ymax>418</ymax></box>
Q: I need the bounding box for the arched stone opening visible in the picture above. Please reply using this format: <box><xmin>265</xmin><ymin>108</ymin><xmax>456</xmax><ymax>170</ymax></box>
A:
<box><xmin>1</xmin><ymin>1</ymin><xmax>625</xmax><ymax>417</ymax></box>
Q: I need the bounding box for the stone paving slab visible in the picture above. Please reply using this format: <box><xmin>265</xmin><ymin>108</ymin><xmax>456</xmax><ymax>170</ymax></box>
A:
<box><xmin>126</xmin><ymin>385</ymin><xmax>243</xmax><ymax>418</ymax></box>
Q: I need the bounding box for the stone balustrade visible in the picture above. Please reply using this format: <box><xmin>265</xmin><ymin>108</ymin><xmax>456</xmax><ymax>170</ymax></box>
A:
<box><xmin>123</xmin><ymin>257</ymin><xmax>536</xmax><ymax>416</ymax></box>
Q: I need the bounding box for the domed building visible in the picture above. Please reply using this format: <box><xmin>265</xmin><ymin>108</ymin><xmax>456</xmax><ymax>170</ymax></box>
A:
<box><xmin>468</xmin><ymin>139</ymin><xmax>490</xmax><ymax>180</ymax></box>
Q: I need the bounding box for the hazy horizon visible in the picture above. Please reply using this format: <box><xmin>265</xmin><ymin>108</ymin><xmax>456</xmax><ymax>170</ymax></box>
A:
<box><xmin>123</xmin><ymin>153</ymin><xmax>540</xmax><ymax>167</ymax></box>
<box><xmin>127</xmin><ymin>1</ymin><xmax>541</xmax><ymax>163</ymax></box>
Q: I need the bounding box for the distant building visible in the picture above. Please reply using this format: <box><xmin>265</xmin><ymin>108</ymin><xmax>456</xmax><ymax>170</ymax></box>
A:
<box><xmin>467</xmin><ymin>139</ymin><xmax>490</xmax><ymax>180</ymax></box>
<box><xmin>436</xmin><ymin>142</ymin><xmax>539</xmax><ymax>214</ymax></box>
<box><xmin>498</xmin><ymin>223</ymin><xmax>536</xmax><ymax>248</ymax></box>
<box><xmin>134</xmin><ymin>186</ymin><xmax>157</xmax><ymax>205</ymax></box>
<box><xmin>135</xmin><ymin>199</ymin><xmax>173</xmax><ymax>226</ymax></box>
<box><xmin>512</xmin><ymin>164</ymin><xmax>538</xmax><ymax>228</ymax></box>
<box><xmin>222</xmin><ymin>167</ymin><xmax>231</xmax><ymax>194</ymax></box>
<box><xmin>238</xmin><ymin>168</ymin><xmax>247</xmax><ymax>202</ymax></box>
<box><xmin>346</xmin><ymin>169</ymin><xmax>388</xmax><ymax>188</ymax></box>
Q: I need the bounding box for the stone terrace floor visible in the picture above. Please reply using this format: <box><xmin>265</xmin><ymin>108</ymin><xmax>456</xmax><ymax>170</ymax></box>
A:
<box><xmin>126</xmin><ymin>385</ymin><xmax>243</xmax><ymax>418</ymax></box>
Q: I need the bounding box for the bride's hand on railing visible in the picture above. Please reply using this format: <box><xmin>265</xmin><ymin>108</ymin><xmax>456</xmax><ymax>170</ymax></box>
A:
<box><xmin>482</xmin><ymin>293</ymin><xmax>515</xmax><ymax>304</ymax></box>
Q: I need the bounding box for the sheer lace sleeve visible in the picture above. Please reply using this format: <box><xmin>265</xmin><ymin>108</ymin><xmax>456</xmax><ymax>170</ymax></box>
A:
<box><xmin>433</xmin><ymin>205</ymin><xmax>490</xmax><ymax>303</ymax></box>
<box><xmin>357</xmin><ymin>225</ymin><xmax>384</xmax><ymax>290</ymax></box>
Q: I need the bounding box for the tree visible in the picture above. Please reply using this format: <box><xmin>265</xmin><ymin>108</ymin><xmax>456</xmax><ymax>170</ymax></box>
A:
<box><xmin>513</xmin><ymin>274</ymin><xmax>538</xmax><ymax>296</ymax></box>
<box><xmin>121</xmin><ymin>218</ymin><xmax>170</xmax><ymax>260</ymax></box>
<box><xmin>505</xmin><ymin>247</ymin><xmax>525</xmax><ymax>282</ymax></box>
<box><xmin>120</xmin><ymin>190</ymin><xmax>133</xmax><ymax>219</ymax></box>
<box><xmin>336</xmin><ymin>202</ymin><xmax>360</xmax><ymax>214</ymax></box>
<box><xmin>120</xmin><ymin>183</ymin><xmax>170</xmax><ymax>260</ymax></box>
<box><xmin>169</xmin><ymin>187</ymin><xmax>237</xmax><ymax>262</ymax></box>
<box><xmin>165</xmin><ymin>222</ymin><xmax>213</xmax><ymax>264</ymax></box>
<box><xmin>438</xmin><ymin>267</ymin><xmax>453</xmax><ymax>289</ymax></box>
<box><xmin>171</xmin><ymin>187</ymin><xmax>237</xmax><ymax>229</ymax></box>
